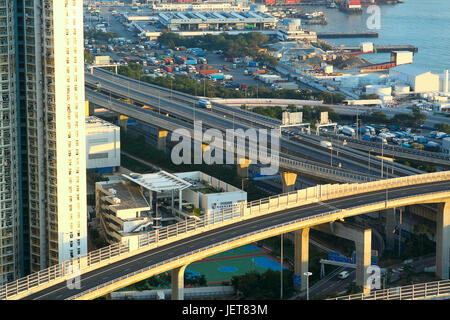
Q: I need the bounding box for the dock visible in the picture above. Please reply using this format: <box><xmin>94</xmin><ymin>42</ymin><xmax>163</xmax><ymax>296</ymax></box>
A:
<box><xmin>342</xmin><ymin>45</ymin><xmax>418</xmax><ymax>53</ymax></box>
<box><xmin>317</xmin><ymin>32</ymin><xmax>379</xmax><ymax>39</ymax></box>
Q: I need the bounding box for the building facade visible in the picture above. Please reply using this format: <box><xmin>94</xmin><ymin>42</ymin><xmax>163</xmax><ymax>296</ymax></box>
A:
<box><xmin>0</xmin><ymin>0</ymin><xmax>87</xmax><ymax>284</ymax></box>
<box><xmin>86</xmin><ymin>116</ymin><xmax>120</xmax><ymax>174</ymax></box>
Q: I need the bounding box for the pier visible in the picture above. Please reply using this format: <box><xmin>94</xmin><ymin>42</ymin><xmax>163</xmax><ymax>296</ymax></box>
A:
<box><xmin>317</xmin><ymin>32</ymin><xmax>379</xmax><ymax>39</ymax></box>
<box><xmin>342</xmin><ymin>45</ymin><xmax>418</xmax><ymax>53</ymax></box>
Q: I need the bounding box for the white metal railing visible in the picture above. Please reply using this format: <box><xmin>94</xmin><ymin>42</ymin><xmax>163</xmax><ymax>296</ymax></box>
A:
<box><xmin>1</xmin><ymin>170</ymin><xmax>449</xmax><ymax>300</ymax></box>
<box><xmin>329</xmin><ymin>279</ymin><xmax>450</xmax><ymax>300</ymax></box>
<box><xmin>65</xmin><ymin>207</ymin><xmax>343</xmax><ymax>300</ymax></box>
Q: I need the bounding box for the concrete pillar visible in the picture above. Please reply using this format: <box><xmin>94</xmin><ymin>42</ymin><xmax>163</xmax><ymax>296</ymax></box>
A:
<box><xmin>171</xmin><ymin>265</ymin><xmax>187</xmax><ymax>300</ymax></box>
<box><xmin>384</xmin><ymin>208</ymin><xmax>396</xmax><ymax>250</ymax></box>
<box><xmin>237</xmin><ymin>158</ymin><xmax>251</xmax><ymax>178</ymax></box>
<box><xmin>281</xmin><ymin>171</ymin><xmax>297</xmax><ymax>193</ymax></box>
<box><xmin>294</xmin><ymin>228</ymin><xmax>309</xmax><ymax>291</ymax></box>
<box><xmin>355</xmin><ymin>229</ymin><xmax>372</xmax><ymax>295</ymax></box>
<box><xmin>157</xmin><ymin>129</ymin><xmax>168</xmax><ymax>151</ymax></box>
<box><xmin>436</xmin><ymin>201</ymin><xmax>450</xmax><ymax>279</ymax></box>
<box><xmin>118</xmin><ymin>115</ymin><xmax>128</xmax><ymax>133</ymax></box>
<box><xmin>313</xmin><ymin>222</ymin><xmax>373</xmax><ymax>294</ymax></box>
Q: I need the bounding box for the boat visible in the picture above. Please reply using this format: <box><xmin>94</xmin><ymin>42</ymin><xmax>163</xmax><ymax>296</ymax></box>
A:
<box><xmin>339</xmin><ymin>0</ymin><xmax>363</xmax><ymax>14</ymax></box>
<box><xmin>327</xmin><ymin>2</ymin><xmax>337</xmax><ymax>8</ymax></box>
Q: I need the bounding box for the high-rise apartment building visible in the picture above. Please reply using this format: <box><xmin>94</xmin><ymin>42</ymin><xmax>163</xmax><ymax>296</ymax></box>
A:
<box><xmin>0</xmin><ymin>0</ymin><xmax>87</xmax><ymax>284</ymax></box>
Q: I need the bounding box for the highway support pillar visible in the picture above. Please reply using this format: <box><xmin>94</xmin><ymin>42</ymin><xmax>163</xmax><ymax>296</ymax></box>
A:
<box><xmin>171</xmin><ymin>265</ymin><xmax>187</xmax><ymax>300</ymax></box>
<box><xmin>281</xmin><ymin>171</ymin><xmax>297</xmax><ymax>193</ymax></box>
<box><xmin>294</xmin><ymin>228</ymin><xmax>309</xmax><ymax>291</ymax></box>
<box><xmin>313</xmin><ymin>222</ymin><xmax>372</xmax><ymax>295</ymax></box>
<box><xmin>157</xmin><ymin>130</ymin><xmax>169</xmax><ymax>151</ymax></box>
<box><xmin>436</xmin><ymin>201</ymin><xmax>450</xmax><ymax>280</ymax></box>
<box><xmin>384</xmin><ymin>208</ymin><xmax>396</xmax><ymax>250</ymax></box>
<box><xmin>355</xmin><ymin>229</ymin><xmax>372</xmax><ymax>296</ymax></box>
<box><xmin>118</xmin><ymin>115</ymin><xmax>128</xmax><ymax>133</ymax></box>
<box><xmin>237</xmin><ymin>158</ymin><xmax>251</xmax><ymax>178</ymax></box>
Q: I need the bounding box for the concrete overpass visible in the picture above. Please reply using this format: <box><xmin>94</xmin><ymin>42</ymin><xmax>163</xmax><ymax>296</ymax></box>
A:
<box><xmin>330</xmin><ymin>279</ymin><xmax>450</xmax><ymax>300</ymax></box>
<box><xmin>1</xmin><ymin>171</ymin><xmax>449</xmax><ymax>300</ymax></box>
<box><xmin>86</xmin><ymin>89</ymin><xmax>380</xmax><ymax>184</ymax></box>
<box><xmin>85</xmin><ymin>69</ymin><xmax>422</xmax><ymax>179</ymax></box>
<box><xmin>210</xmin><ymin>98</ymin><xmax>450</xmax><ymax>167</ymax></box>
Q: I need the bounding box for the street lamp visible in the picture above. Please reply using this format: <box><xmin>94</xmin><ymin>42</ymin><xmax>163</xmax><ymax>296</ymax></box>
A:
<box><xmin>368</xmin><ymin>149</ymin><xmax>374</xmax><ymax>173</ymax></box>
<box><xmin>304</xmin><ymin>272</ymin><xmax>312</xmax><ymax>300</ymax></box>
<box><xmin>280</xmin><ymin>233</ymin><xmax>284</xmax><ymax>300</ymax></box>
<box><xmin>330</xmin><ymin>147</ymin><xmax>333</xmax><ymax>167</ymax></box>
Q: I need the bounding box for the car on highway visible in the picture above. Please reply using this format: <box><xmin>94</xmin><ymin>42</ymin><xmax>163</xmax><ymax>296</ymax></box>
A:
<box><xmin>338</xmin><ymin>271</ymin><xmax>350</xmax><ymax>279</ymax></box>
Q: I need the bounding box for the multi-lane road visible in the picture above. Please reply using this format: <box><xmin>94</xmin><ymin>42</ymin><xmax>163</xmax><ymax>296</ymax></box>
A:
<box><xmin>86</xmin><ymin>68</ymin><xmax>423</xmax><ymax>179</ymax></box>
<box><xmin>21</xmin><ymin>180</ymin><xmax>450</xmax><ymax>300</ymax></box>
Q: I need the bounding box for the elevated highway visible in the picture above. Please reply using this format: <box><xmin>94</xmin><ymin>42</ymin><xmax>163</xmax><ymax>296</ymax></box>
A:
<box><xmin>1</xmin><ymin>172</ymin><xmax>449</xmax><ymax>300</ymax></box>
<box><xmin>86</xmin><ymin>90</ymin><xmax>377</xmax><ymax>183</ymax></box>
<box><xmin>85</xmin><ymin>69</ymin><xmax>423</xmax><ymax>178</ymax></box>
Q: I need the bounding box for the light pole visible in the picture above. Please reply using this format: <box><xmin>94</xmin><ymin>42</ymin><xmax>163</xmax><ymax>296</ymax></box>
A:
<box><xmin>304</xmin><ymin>272</ymin><xmax>312</xmax><ymax>300</ymax></box>
<box><xmin>330</xmin><ymin>147</ymin><xmax>333</xmax><ymax>167</ymax></box>
<box><xmin>368</xmin><ymin>149</ymin><xmax>374</xmax><ymax>173</ymax></box>
<box><xmin>381</xmin><ymin>141</ymin><xmax>384</xmax><ymax>178</ymax></box>
<box><xmin>280</xmin><ymin>233</ymin><xmax>284</xmax><ymax>300</ymax></box>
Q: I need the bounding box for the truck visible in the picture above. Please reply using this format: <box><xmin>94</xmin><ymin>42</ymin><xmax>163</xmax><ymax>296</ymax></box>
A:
<box><xmin>425</xmin><ymin>141</ymin><xmax>440</xmax><ymax>152</ymax></box>
<box><xmin>342</xmin><ymin>126</ymin><xmax>355</xmax><ymax>137</ymax></box>
<box><xmin>413</xmin><ymin>136</ymin><xmax>429</xmax><ymax>144</ymax></box>
<box><xmin>372</xmin><ymin>136</ymin><xmax>388</xmax><ymax>144</ymax></box>
<box><xmin>198</xmin><ymin>99</ymin><xmax>212</xmax><ymax>109</ymax></box>
<box><xmin>197</xmin><ymin>57</ymin><xmax>207</xmax><ymax>64</ymax></box>
<box><xmin>209</xmin><ymin>73</ymin><xmax>224</xmax><ymax>81</ymax></box>
<box><xmin>273</xmin><ymin>82</ymin><xmax>299</xmax><ymax>90</ymax></box>
<box><xmin>320</xmin><ymin>141</ymin><xmax>332</xmax><ymax>149</ymax></box>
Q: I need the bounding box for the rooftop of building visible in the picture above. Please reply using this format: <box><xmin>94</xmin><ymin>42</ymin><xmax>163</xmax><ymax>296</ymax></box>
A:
<box><xmin>86</xmin><ymin>116</ymin><xmax>120</xmax><ymax>130</ymax></box>
<box><xmin>122</xmin><ymin>171</ymin><xmax>192</xmax><ymax>193</ymax></box>
<box><xmin>158</xmin><ymin>10</ymin><xmax>275</xmax><ymax>22</ymax></box>
<box><xmin>98</xmin><ymin>180</ymin><xmax>149</xmax><ymax>211</ymax></box>
<box><xmin>390</xmin><ymin>65</ymin><xmax>435</xmax><ymax>76</ymax></box>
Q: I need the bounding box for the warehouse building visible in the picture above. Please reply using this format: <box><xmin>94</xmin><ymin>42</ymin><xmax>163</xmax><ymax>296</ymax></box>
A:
<box><xmin>86</xmin><ymin>116</ymin><xmax>121</xmax><ymax>174</ymax></box>
<box><xmin>158</xmin><ymin>11</ymin><xmax>277</xmax><ymax>31</ymax></box>
<box><xmin>389</xmin><ymin>65</ymin><xmax>440</xmax><ymax>93</ymax></box>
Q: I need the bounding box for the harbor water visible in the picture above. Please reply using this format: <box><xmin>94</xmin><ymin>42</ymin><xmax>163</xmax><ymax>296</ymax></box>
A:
<box><xmin>305</xmin><ymin>0</ymin><xmax>450</xmax><ymax>73</ymax></box>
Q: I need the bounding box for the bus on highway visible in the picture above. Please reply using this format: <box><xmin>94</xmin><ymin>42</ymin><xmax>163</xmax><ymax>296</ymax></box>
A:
<box><xmin>198</xmin><ymin>99</ymin><xmax>212</xmax><ymax>109</ymax></box>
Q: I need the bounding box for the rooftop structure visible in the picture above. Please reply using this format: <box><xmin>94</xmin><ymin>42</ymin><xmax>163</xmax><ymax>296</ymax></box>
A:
<box><xmin>158</xmin><ymin>10</ymin><xmax>277</xmax><ymax>31</ymax></box>
<box><xmin>389</xmin><ymin>65</ymin><xmax>440</xmax><ymax>93</ymax></box>
<box><xmin>96</xmin><ymin>171</ymin><xmax>246</xmax><ymax>244</ymax></box>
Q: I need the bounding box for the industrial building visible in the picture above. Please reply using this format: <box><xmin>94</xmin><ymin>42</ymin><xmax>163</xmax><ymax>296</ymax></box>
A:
<box><xmin>0</xmin><ymin>0</ymin><xmax>87</xmax><ymax>283</ymax></box>
<box><xmin>276</xmin><ymin>19</ymin><xmax>317</xmax><ymax>42</ymax></box>
<box><xmin>85</xmin><ymin>116</ymin><xmax>121</xmax><ymax>174</ymax></box>
<box><xmin>96</xmin><ymin>171</ymin><xmax>246</xmax><ymax>244</ymax></box>
<box><xmin>389</xmin><ymin>65</ymin><xmax>440</xmax><ymax>93</ymax></box>
<box><xmin>157</xmin><ymin>11</ymin><xmax>277</xmax><ymax>31</ymax></box>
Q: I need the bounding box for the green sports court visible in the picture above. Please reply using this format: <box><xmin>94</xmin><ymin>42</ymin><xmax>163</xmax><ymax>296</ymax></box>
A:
<box><xmin>185</xmin><ymin>244</ymin><xmax>288</xmax><ymax>285</ymax></box>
